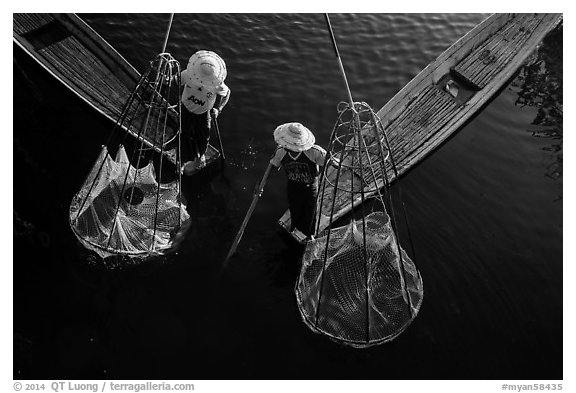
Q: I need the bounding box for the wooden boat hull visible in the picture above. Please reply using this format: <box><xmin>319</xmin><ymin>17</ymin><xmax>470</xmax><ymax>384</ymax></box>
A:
<box><xmin>13</xmin><ymin>13</ymin><xmax>220</xmax><ymax>172</ymax></box>
<box><xmin>279</xmin><ymin>13</ymin><xmax>562</xmax><ymax>240</ymax></box>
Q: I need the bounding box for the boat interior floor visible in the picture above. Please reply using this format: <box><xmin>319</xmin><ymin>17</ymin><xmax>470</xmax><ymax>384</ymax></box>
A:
<box><xmin>452</xmin><ymin>13</ymin><xmax>544</xmax><ymax>90</ymax></box>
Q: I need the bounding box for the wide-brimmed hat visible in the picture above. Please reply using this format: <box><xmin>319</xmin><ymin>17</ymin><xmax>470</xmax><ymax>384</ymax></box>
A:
<box><xmin>273</xmin><ymin>122</ymin><xmax>315</xmax><ymax>152</ymax></box>
<box><xmin>186</xmin><ymin>50</ymin><xmax>227</xmax><ymax>88</ymax></box>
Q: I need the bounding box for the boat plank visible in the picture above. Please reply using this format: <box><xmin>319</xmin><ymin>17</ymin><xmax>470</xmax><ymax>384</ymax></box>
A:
<box><xmin>13</xmin><ymin>13</ymin><xmax>54</xmax><ymax>35</ymax></box>
<box><xmin>390</xmin><ymin>94</ymin><xmax>459</xmax><ymax>163</ymax></box>
<box><xmin>476</xmin><ymin>14</ymin><xmax>553</xmax><ymax>87</ymax></box>
<box><xmin>388</xmin><ymin>87</ymin><xmax>454</xmax><ymax>141</ymax></box>
<box><xmin>65</xmin><ymin>37</ymin><xmax>130</xmax><ymax>107</ymax></box>
<box><xmin>40</xmin><ymin>42</ymin><xmax>123</xmax><ymax>119</ymax></box>
<box><xmin>455</xmin><ymin>14</ymin><xmax>527</xmax><ymax>76</ymax></box>
<box><xmin>39</xmin><ymin>45</ymin><xmax>114</xmax><ymax>111</ymax></box>
<box><xmin>454</xmin><ymin>14</ymin><xmax>526</xmax><ymax>71</ymax></box>
<box><xmin>453</xmin><ymin>14</ymin><xmax>547</xmax><ymax>89</ymax></box>
<box><xmin>41</xmin><ymin>37</ymin><xmax>179</xmax><ymax>147</ymax></box>
<box><xmin>471</xmin><ymin>15</ymin><xmax>543</xmax><ymax>87</ymax></box>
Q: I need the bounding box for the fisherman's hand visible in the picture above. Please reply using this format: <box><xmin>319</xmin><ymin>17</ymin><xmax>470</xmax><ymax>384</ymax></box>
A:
<box><xmin>211</xmin><ymin>108</ymin><xmax>220</xmax><ymax>118</ymax></box>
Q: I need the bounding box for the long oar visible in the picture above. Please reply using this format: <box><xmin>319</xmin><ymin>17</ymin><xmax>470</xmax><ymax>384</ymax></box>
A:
<box><xmin>223</xmin><ymin>161</ymin><xmax>274</xmax><ymax>267</ymax></box>
<box><xmin>212</xmin><ymin>113</ymin><xmax>226</xmax><ymax>163</ymax></box>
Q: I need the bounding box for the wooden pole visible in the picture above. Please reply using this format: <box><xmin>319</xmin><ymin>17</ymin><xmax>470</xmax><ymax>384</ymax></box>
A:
<box><xmin>161</xmin><ymin>13</ymin><xmax>175</xmax><ymax>53</ymax></box>
<box><xmin>223</xmin><ymin>162</ymin><xmax>274</xmax><ymax>267</ymax></box>
<box><xmin>212</xmin><ymin>113</ymin><xmax>226</xmax><ymax>163</ymax></box>
<box><xmin>324</xmin><ymin>13</ymin><xmax>354</xmax><ymax>107</ymax></box>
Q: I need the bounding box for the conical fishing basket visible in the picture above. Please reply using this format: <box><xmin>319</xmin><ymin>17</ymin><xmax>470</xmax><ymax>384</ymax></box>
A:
<box><xmin>69</xmin><ymin>53</ymin><xmax>189</xmax><ymax>259</ymax></box>
<box><xmin>296</xmin><ymin>101</ymin><xmax>424</xmax><ymax>347</ymax></box>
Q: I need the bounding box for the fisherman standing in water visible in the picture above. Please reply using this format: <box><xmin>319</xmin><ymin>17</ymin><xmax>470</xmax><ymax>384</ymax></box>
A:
<box><xmin>178</xmin><ymin>50</ymin><xmax>231</xmax><ymax>174</ymax></box>
<box><xmin>270</xmin><ymin>123</ymin><xmax>327</xmax><ymax>238</ymax></box>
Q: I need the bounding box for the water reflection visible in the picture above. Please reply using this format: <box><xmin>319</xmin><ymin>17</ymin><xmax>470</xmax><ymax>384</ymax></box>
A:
<box><xmin>512</xmin><ymin>23</ymin><xmax>562</xmax><ymax>184</ymax></box>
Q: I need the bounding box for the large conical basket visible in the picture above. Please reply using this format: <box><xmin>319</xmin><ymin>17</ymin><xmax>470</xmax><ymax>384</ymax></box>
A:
<box><xmin>295</xmin><ymin>101</ymin><xmax>424</xmax><ymax>347</ymax></box>
<box><xmin>69</xmin><ymin>53</ymin><xmax>188</xmax><ymax>259</ymax></box>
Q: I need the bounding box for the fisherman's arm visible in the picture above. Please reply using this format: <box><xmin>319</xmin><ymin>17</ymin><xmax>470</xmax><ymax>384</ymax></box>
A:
<box><xmin>306</xmin><ymin>145</ymin><xmax>339</xmax><ymax>167</ymax></box>
<box><xmin>269</xmin><ymin>146</ymin><xmax>286</xmax><ymax>169</ymax></box>
<box><xmin>212</xmin><ymin>83</ymin><xmax>231</xmax><ymax>117</ymax></box>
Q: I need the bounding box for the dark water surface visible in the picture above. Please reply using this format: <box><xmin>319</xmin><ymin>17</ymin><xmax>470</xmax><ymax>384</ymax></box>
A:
<box><xmin>13</xmin><ymin>14</ymin><xmax>562</xmax><ymax>379</ymax></box>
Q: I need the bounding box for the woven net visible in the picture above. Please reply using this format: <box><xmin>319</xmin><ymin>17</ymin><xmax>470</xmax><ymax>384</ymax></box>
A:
<box><xmin>69</xmin><ymin>53</ymin><xmax>188</xmax><ymax>259</ymax></box>
<box><xmin>296</xmin><ymin>102</ymin><xmax>423</xmax><ymax>347</ymax></box>
<box><xmin>297</xmin><ymin>212</ymin><xmax>423</xmax><ymax>347</ymax></box>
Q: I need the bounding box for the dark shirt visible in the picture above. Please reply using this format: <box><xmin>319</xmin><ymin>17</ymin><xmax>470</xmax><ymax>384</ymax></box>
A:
<box><xmin>270</xmin><ymin>146</ymin><xmax>327</xmax><ymax>184</ymax></box>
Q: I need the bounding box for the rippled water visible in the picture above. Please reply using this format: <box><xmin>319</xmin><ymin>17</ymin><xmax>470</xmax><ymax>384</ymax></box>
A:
<box><xmin>13</xmin><ymin>13</ymin><xmax>562</xmax><ymax>379</ymax></box>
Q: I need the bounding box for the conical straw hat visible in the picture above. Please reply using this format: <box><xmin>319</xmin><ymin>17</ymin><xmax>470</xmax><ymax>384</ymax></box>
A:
<box><xmin>186</xmin><ymin>50</ymin><xmax>227</xmax><ymax>88</ymax></box>
<box><xmin>273</xmin><ymin>122</ymin><xmax>315</xmax><ymax>152</ymax></box>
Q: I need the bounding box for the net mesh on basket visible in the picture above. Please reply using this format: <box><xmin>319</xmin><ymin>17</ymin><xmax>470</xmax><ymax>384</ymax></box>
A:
<box><xmin>295</xmin><ymin>101</ymin><xmax>423</xmax><ymax>347</ymax></box>
<box><xmin>69</xmin><ymin>53</ymin><xmax>188</xmax><ymax>259</ymax></box>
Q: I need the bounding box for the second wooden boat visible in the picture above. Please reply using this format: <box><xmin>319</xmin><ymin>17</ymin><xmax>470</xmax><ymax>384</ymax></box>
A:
<box><xmin>279</xmin><ymin>13</ymin><xmax>563</xmax><ymax>242</ymax></box>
